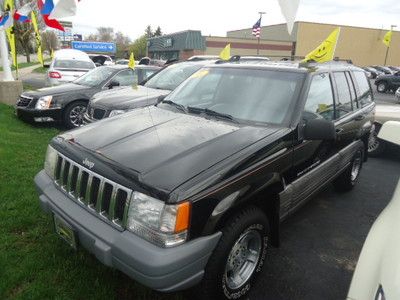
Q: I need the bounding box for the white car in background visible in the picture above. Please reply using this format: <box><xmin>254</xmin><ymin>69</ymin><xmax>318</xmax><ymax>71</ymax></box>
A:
<box><xmin>46</xmin><ymin>49</ymin><xmax>96</xmax><ymax>86</ymax></box>
<box><xmin>348</xmin><ymin>121</ymin><xmax>400</xmax><ymax>300</ymax></box>
<box><xmin>88</xmin><ymin>54</ymin><xmax>114</xmax><ymax>66</ymax></box>
<box><xmin>368</xmin><ymin>104</ymin><xmax>400</xmax><ymax>156</ymax></box>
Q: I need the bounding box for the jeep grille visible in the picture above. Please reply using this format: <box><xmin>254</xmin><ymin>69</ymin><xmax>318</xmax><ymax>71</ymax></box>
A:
<box><xmin>54</xmin><ymin>152</ymin><xmax>131</xmax><ymax>229</ymax></box>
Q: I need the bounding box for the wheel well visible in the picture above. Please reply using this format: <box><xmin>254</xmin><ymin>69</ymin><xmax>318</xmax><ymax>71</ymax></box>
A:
<box><xmin>214</xmin><ymin>183</ymin><xmax>283</xmax><ymax>248</ymax></box>
<box><xmin>63</xmin><ymin>99</ymin><xmax>88</xmax><ymax>111</ymax></box>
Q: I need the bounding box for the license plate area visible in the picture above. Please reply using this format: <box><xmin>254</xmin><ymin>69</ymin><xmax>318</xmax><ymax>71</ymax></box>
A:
<box><xmin>53</xmin><ymin>214</ymin><xmax>77</xmax><ymax>250</ymax></box>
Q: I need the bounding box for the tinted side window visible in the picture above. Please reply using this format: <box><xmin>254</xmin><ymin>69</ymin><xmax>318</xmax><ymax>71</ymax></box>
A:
<box><xmin>353</xmin><ymin>71</ymin><xmax>373</xmax><ymax>107</ymax></box>
<box><xmin>333</xmin><ymin>72</ymin><xmax>353</xmax><ymax>118</ymax></box>
<box><xmin>113</xmin><ymin>69</ymin><xmax>136</xmax><ymax>86</ymax></box>
<box><xmin>303</xmin><ymin>73</ymin><xmax>335</xmax><ymax>121</ymax></box>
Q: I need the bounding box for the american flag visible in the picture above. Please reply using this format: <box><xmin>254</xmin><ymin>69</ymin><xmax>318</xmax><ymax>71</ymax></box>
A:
<box><xmin>252</xmin><ymin>17</ymin><xmax>262</xmax><ymax>38</ymax></box>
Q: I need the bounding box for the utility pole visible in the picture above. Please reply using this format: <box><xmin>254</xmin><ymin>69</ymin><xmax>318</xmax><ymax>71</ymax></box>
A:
<box><xmin>384</xmin><ymin>24</ymin><xmax>397</xmax><ymax>66</ymax></box>
<box><xmin>257</xmin><ymin>11</ymin><xmax>266</xmax><ymax>55</ymax></box>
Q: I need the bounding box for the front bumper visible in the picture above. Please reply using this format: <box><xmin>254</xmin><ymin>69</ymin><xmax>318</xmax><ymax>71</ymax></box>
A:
<box><xmin>35</xmin><ymin>170</ymin><xmax>221</xmax><ymax>292</ymax></box>
<box><xmin>15</xmin><ymin>107</ymin><xmax>62</xmax><ymax>122</ymax></box>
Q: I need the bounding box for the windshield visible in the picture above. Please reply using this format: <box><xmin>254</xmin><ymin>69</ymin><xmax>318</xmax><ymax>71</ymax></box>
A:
<box><xmin>144</xmin><ymin>63</ymin><xmax>203</xmax><ymax>90</ymax></box>
<box><xmin>164</xmin><ymin>67</ymin><xmax>305</xmax><ymax>125</ymax></box>
<box><xmin>54</xmin><ymin>59</ymin><xmax>95</xmax><ymax>70</ymax></box>
<box><xmin>74</xmin><ymin>67</ymin><xmax>114</xmax><ymax>87</ymax></box>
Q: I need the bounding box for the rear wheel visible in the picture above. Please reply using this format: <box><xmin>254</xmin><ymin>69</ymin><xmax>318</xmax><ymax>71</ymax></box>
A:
<box><xmin>63</xmin><ymin>101</ymin><xmax>87</xmax><ymax>129</ymax></box>
<box><xmin>377</xmin><ymin>82</ymin><xmax>388</xmax><ymax>93</ymax></box>
<box><xmin>194</xmin><ymin>206</ymin><xmax>269</xmax><ymax>299</ymax></box>
<box><xmin>333</xmin><ymin>149</ymin><xmax>363</xmax><ymax>192</ymax></box>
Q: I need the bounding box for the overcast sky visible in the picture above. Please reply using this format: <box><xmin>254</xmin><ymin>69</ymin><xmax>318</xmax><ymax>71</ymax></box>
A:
<box><xmin>65</xmin><ymin>0</ymin><xmax>400</xmax><ymax>40</ymax></box>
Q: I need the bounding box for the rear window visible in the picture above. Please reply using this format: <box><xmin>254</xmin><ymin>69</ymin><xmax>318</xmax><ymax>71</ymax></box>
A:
<box><xmin>54</xmin><ymin>59</ymin><xmax>95</xmax><ymax>70</ymax></box>
<box><xmin>353</xmin><ymin>71</ymin><xmax>373</xmax><ymax>107</ymax></box>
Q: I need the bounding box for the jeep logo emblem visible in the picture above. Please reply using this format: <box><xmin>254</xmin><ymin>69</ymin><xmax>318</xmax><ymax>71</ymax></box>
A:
<box><xmin>82</xmin><ymin>158</ymin><xmax>95</xmax><ymax>169</ymax></box>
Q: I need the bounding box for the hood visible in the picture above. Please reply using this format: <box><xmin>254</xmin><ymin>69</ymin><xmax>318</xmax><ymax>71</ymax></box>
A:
<box><xmin>90</xmin><ymin>85</ymin><xmax>170</xmax><ymax>110</ymax></box>
<box><xmin>63</xmin><ymin>107</ymin><xmax>282</xmax><ymax>193</ymax></box>
<box><xmin>23</xmin><ymin>83</ymin><xmax>90</xmax><ymax>98</ymax></box>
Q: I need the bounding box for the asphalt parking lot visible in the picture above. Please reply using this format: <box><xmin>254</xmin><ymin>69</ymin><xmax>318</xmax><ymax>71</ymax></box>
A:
<box><xmin>248</xmin><ymin>148</ymin><xmax>400</xmax><ymax>300</ymax></box>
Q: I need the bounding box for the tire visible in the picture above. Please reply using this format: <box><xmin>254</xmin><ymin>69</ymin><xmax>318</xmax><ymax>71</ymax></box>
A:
<box><xmin>368</xmin><ymin>125</ymin><xmax>386</xmax><ymax>157</ymax></box>
<box><xmin>194</xmin><ymin>206</ymin><xmax>269</xmax><ymax>300</ymax></box>
<box><xmin>333</xmin><ymin>149</ymin><xmax>363</xmax><ymax>192</ymax></box>
<box><xmin>376</xmin><ymin>82</ymin><xmax>387</xmax><ymax>93</ymax></box>
<box><xmin>63</xmin><ymin>101</ymin><xmax>87</xmax><ymax>129</ymax></box>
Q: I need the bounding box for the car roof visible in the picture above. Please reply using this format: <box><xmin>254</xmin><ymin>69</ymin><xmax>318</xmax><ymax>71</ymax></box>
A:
<box><xmin>205</xmin><ymin>60</ymin><xmax>364</xmax><ymax>74</ymax></box>
<box><xmin>102</xmin><ymin>65</ymin><xmax>160</xmax><ymax>70</ymax></box>
<box><xmin>54</xmin><ymin>49</ymin><xmax>91</xmax><ymax>61</ymax></box>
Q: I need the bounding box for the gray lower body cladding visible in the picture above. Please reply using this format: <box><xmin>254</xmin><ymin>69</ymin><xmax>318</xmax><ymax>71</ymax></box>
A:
<box><xmin>35</xmin><ymin>170</ymin><xmax>221</xmax><ymax>292</ymax></box>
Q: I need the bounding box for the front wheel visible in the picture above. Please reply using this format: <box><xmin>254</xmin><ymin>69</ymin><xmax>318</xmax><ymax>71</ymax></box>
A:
<box><xmin>63</xmin><ymin>101</ymin><xmax>87</xmax><ymax>129</ymax></box>
<box><xmin>376</xmin><ymin>82</ymin><xmax>387</xmax><ymax>93</ymax></box>
<box><xmin>333</xmin><ymin>149</ymin><xmax>363</xmax><ymax>192</ymax></box>
<box><xmin>194</xmin><ymin>206</ymin><xmax>269</xmax><ymax>300</ymax></box>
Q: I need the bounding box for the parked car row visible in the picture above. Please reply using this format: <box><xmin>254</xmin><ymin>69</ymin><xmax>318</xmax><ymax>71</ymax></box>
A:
<box><xmin>29</xmin><ymin>57</ymin><xmax>379</xmax><ymax>299</ymax></box>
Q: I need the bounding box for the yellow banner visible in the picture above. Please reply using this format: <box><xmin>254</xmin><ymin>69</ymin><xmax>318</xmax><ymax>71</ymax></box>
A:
<box><xmin>31</xmin><ymin>11</ymin><xmax>44</xmax><ymax>66</ymax></box>
<box><xmin>304</xmin><ymin>27</ymin><xmax>341</xmax><ymax>63</ymax></box>
<box><xmin>383</xmin><ymin>30</ymin><xmax>392</xmax><ymax>48</ymax></box>
<box><xmin>4</xmin><ymin>0</ymin><xmax>17</xmax><ymax>69</ymax></box>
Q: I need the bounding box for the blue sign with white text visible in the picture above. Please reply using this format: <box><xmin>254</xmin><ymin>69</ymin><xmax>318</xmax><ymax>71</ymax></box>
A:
<box><xmin>71</xmin><ymin>41</ymin><xmax>116</xmax><ymax>53</ymax></box>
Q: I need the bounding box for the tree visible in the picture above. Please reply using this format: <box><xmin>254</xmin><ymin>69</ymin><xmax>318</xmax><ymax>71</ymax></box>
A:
<box><xmin>97</xmin><ymin>27</ymin><xmax>114</xmax><ymax>42</ymax></box>
<box><xmin>129</xmin><ymin>35</ymin><xmax>147</xmax><ymax>59</ymax></box>
<box><xmin>154</xmin><ymin>26</ymin><xmax>162</xmax><ymax>37</ymax></box>
<box><xmin>13</xmin><ymin>21</ymin><xmax>34</xmax><ymax>63</ymax></box>
<box><xmin>145</xmin><ymin>25</ymin><xmax>153</xmax><ymax>38</ymax></box>
<box><xmin>41</xmin><ymin>30</ymin><xmax>59</xmax><ymax>52</ymax></box>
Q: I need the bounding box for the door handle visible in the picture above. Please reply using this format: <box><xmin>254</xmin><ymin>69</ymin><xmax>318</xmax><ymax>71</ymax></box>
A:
<box><xmin>354</xmin><ymin>115</ymin><xmax>365</xmax><ymax>121</ymax></box>
<box><xmin>336</xmin><ymin>128</ymin><xmax>344</xmax><ymax>134</ymax></box>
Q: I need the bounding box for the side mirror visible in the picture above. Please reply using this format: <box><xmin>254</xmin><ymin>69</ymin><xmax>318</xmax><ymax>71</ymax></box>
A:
<box><xmin>303</xmin><ymin>118</ymin><xmax>336</xmax><ymax>141</ymax></box>
<box><xmin>43</xmin><ymin>63</ymin><xmax>50</xmax><ymax>68</ymax></box>
<box><xmin>157</xmin><ymin>94</ymin><xmax>166</xmax><ymax>104</ymax></box>
<box><xmin>108</xmin><ymin>80</ymin><xmax>120</xmax><ymax>89</ymax></box>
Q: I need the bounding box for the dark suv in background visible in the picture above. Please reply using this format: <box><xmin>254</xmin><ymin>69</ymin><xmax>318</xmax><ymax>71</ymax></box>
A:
<box><xmin>83</xmin><ymin>60</ymin><xmax>215</xmax><ymax>122</ymax></box>
<box><xmin>375</xmin><ymin>69</ymin><xmax>400</xmax><ymax>93</ymax></box>
<box><xmin>35</xmin><ymin>61</ymin><xmax>374</xmax><ymax>299</ymax></box>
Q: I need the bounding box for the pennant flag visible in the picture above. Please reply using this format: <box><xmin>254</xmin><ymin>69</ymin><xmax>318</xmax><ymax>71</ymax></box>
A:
<box><xmin>40</xmin><ymin>0</ymin><xmax>54</xmax><ymax>15</ymax></box>
<box><xmin>31</xmin><ymin>11</ymin><xmax>44</xmax><ymax>66</ymax></box>
<box><xmin>252</xmin><ymin>17</ymin><xmax>261</xmax><ymax>38</ymax></box>
<box><xmin>51</xmin><ymin>48</ymin><xmax>54</xmax><ymax>60</ymax></box>
<box><xmin>219</xmin><ymin>44</ymin><xmax>231</xmax><ymax>61</ymax></box>
<box><xmin>0</xmin><ymin>12</ymin><xmax>13</xmax><ymax>29</ymax></box>
<box><xmin>14</xmin><ymin>2</ymin><xmax>34</xmax><ymax>23</ymax></box>
<box><xmin>383</xmin><ymin>30</ymin><xmax>392</xmax><ymax>47</ymax></box>
<box><xmin>128</xmin><ymin>52</ymin><xmax>135</xmax><ymax>69</ymax></box>
<box><xmin>39</xmin><ymin>0</ymin><xmax>65</xmax><ymax>31</ymax></box>
<box><xmin>303</xmin><ymin>27</ymin><xmax>341</xmax><ymax>63</ymax></box>
<box><xmin>278</xmin><ymin>0</ymin><xmax>300</xmax><ymax>35</ymax></box>
<box><xmin>49</xmin><ymin>0</ymin><xmax>77</xmax><ymax>19</ymax></box>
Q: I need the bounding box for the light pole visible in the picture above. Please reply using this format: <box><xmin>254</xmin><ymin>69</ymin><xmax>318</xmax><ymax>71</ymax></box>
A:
<box><xmin>257</xmin><ymin>11</ymin><xmax>266</xmax><ymax>55</ymax></box>
<box><xmin>384</xmin><ymin>24</ymin><xmax>397</xmax><ymax>66</ymax></box>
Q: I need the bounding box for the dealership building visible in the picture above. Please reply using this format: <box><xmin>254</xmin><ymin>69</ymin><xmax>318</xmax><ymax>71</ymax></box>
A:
<box><xmin>148</xmin><ymin>22</ymin><xmax>400</xmax><ymax>66</ymax></box>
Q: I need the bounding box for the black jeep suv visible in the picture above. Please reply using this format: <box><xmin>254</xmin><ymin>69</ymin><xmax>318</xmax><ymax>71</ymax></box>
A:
<box><xmin>35</xmin><ymin>61</ymin><xmax>375</xmax><ymax>299</ymax></box>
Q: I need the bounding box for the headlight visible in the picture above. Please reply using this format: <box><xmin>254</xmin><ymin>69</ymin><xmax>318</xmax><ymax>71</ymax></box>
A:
<box><xmin>35</xmin><ymin>96</ymin><xmax>53</xmax><ymax>110</ymax></box>
<box><xmin>127</xmin><ymin>192</ymin><xmax>191</xmax><ymax>248</ymax></box>
<box><xmin>44</xmin><ymin>145</ymin><xmax>58</xmax><ymax>179</ymax></box>
<box><xmin>109</xmin><ymin>110</ymin><xmax>126</xmax><ymax>117</ymax></box>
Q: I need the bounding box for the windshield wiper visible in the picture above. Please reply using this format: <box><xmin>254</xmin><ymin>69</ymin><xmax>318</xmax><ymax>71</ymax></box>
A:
<box><xmin>162</xmin><ymin>100</ymin><xmax>187</xmax><ymax>113</ymax></box>
<box><xmin>187</xmin><ymin>106</ymin><xmax>239</xmax><ymax>123</ymax></box>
